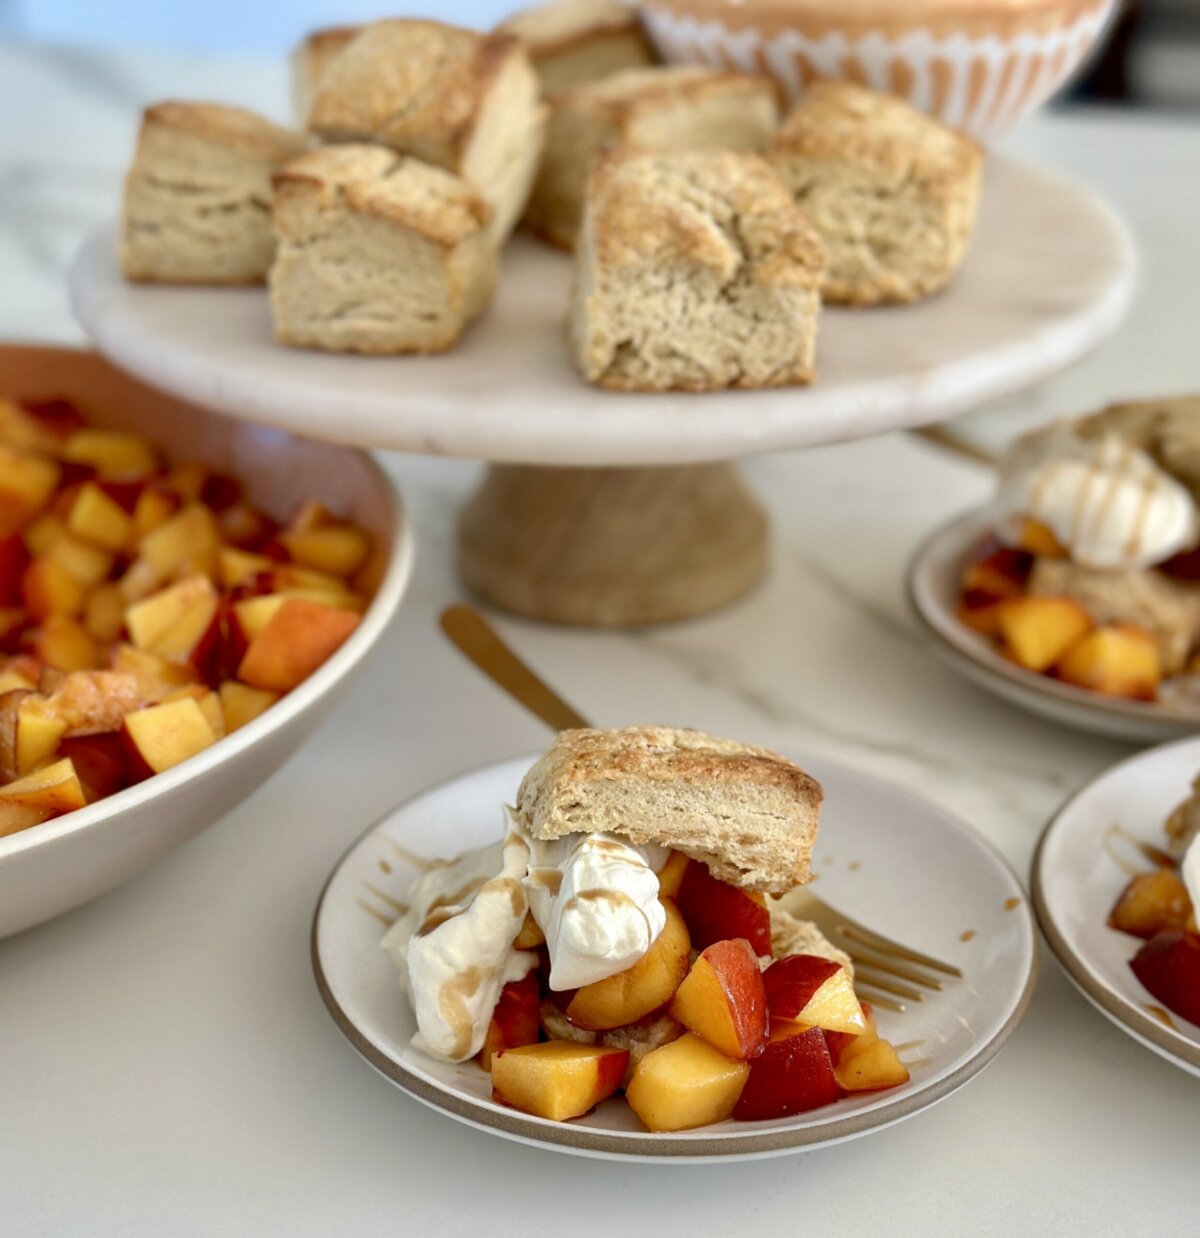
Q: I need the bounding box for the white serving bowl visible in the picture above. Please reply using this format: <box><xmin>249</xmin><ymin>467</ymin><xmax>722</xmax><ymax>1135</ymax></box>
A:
<box><xmin>0</xmin><ymin>345</ymin><xmax>413</xmax><ymax>938</ymax></box>
<box><xmin>639</xmin><ymin>0</ymin><xmax>1120</xmax><ymax>142</ymax></box>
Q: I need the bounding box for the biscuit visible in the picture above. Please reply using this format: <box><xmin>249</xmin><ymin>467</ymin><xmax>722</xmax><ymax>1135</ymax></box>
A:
<box><xmin>516</xmin><ymin>725</ymin><xmax>823</xmax><ymax>894</ymax></box>
<box><xmin>121</xmin><ymin>101</ymin><xmax>306</xmax><ymax>285</ymax></box>
<box><xmin>268</xmin><ymin>144</ymin><xmax>496</xmax><ymax>355</ymax></box>
<box><xmin>769</xmin><ymin>81</ymin><xmax>983</xmax><ymax>305</ymax></box>
<box><xmin>570</xmin><ymin>148</ymin><xmax>824</xmax><ymax>392</ymax></box>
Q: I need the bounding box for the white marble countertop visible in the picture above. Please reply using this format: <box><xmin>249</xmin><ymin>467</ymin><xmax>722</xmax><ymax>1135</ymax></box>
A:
<box><xmin>2</xmin><ymin>38</ymin><xmax>1199</xmax><ymax>1237</ymax></box>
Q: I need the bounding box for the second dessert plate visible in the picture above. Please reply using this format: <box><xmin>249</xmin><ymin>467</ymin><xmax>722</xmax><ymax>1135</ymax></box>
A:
<box><xmin>313</xmin><ymin>752</ymin><xmax>1036</xmax><ymax>1162</ymax></box>
<box><xmin>1032</xmin><ymin>736</ymin><xmax>1200</xmax><ymax>1076</ymax></box>
<box><xmin>70</xmin><ymin>157</ymin><xmax>1131</xmax><ymax>465</ymax></box>
<box><xmin>908</xmin><ymin>509</ymin><xmax>1200</xmax><ymax>744</ymax></box>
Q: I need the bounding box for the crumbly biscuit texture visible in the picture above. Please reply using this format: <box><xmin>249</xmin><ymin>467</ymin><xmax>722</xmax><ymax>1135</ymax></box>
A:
<box><xmin>769</xmin><ymin>908</ymin><xmax>854</xmax><ymax>977</ymax></box>
<box><xmin>525</xmin><ymin>64</ymin><xmax>781</xmax><ymax>250</ymax></box>
<box><xmin>306</xmin><ymin>19</ymin><xmax>546</xmax><ymax>243</ymax></box>
<box><xmin>515</xmin><ymin>725</ymin><xmax>823</xmax><ymax>894</ymax></box>
<box><xmin>289</xmin><ymin>25</ymin><xmax>361</xmax><ymax>124</ymax></box>
<box><xmin>570</xmin><ymin>148</ymin><xmax>824</xmax><ymax>392</ymax></box>
<box><xmin>1079</xmin><ymin>397</ymin><xmax>1200</xmax><ymax>500</ymax></box>
<box><xmin>497</xmin><ymin>0</ymin><xmax>656</xmax><ymax>95</ymax></box>
<box><xmin>268</xmin><ymin>144</ymin><xmax>496</xmax><ymax>355</ymax></box>
<box><xmin>770</xmin><ymin>80</ymin><xmax>983</xmax><ymax>305</ymax></box>
<box><xmin>121</xmin><ymin>101</ymin><xmax>306</xmax><ymax>285</ymax></box>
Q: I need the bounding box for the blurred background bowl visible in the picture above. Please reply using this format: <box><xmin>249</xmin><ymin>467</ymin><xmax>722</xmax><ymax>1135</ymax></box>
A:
<box><xmin>0</xmin><ymin>345</ymin><xmax>413</xmax><ymax>938</ymax></box>
<box><xmin>638</xmin><ymin>0</ymin><xmax>1121</xmax><ymax>141</ymax></box>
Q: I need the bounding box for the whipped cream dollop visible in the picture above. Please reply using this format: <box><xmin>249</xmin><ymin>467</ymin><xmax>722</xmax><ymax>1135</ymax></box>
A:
<box><xmin>512</xmin><ymin>809</ymin><xmax>667</xmax><ymax>991</ymax></box>
<box><xmin>381</xmin><ymin>826</ymin><xmax>535</xmax><ymax>1063</ymax></box>
<box><xmin>996</xmin><ymin>430</ymin><xmax>1198</xmax><ymax>571</ymax></box>
<box><xmin>383</xmin><ymin>811</ymin><xmax>669</xmax><ymax>1061</ymax></box>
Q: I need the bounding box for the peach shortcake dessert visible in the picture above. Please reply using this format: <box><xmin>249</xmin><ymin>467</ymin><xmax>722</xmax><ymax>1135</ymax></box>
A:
<box><xmin>1109</xmin><ymin>774</ymin><xmax>1200</xmax><ymax>1028</ymax></box>
<box><xmin>958</xmin><ymin>400</ymin><xmax>1200</xmax><ymax>703</ymax></box>
<box><xmin>382</xmin><ymin>725</ymin><xmax>909</xmax><ymax>1131</ymax></box>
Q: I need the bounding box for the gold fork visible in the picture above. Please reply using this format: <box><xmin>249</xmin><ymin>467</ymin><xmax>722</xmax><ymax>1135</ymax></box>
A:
<box><xmin>439</xmin><ymin>603</ymin><xmax>961</xmax><ymax>1013</ymax></box>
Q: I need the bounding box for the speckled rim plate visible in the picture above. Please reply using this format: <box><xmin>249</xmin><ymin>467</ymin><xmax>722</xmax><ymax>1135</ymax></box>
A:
<box><xmin>1032</xmin><ymin>735</ymin><xmax>1200</xmax><ymax>1076</ymax></box>
<box><xmin>907</xmin><ymin>508</ymin><xmax>1200</xmax><ymax>744</ymax></box>
<box><xmin>312</xmin><ymin>751</ymin><xmax>1036</xmax><ymax>1161</ymax></box>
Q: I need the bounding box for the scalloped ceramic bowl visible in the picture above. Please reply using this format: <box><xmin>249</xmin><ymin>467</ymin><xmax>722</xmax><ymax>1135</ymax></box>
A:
<box><xmin>638</xmin><ymin>0</ymin><xmax>1119</xmax><ymax>142</ymax></box>
<box><xmin>0</xmin><ymin>345</ymin><xmax>413</xmax><ymax>938</ymax></box>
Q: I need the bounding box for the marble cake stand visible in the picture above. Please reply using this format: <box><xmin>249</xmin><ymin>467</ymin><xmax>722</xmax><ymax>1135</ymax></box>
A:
<box><xmin>69</xmin><ymin>155</ymin><xmax>1134</xmax><ymax>626</ymax></box>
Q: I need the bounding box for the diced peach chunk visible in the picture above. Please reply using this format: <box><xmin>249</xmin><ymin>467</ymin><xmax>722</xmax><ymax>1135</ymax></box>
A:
<box><xmin>84</xmin><ymin>583</ymin><xmax>126</xmax><ymax>644</ymax></box>
<box><xmin>734</xmin><ymin>1025</ymin><xmax>840</xmax><ymax>1120</ymax></box>
<box><xmin>0</xmin><ymin>446</ymin><xmax>59</xmax><ymax>523</ymax></box>
<box><xmin>834</xmin><ymin>1038</ymin><xmax>910</xmax><ymax>1093</ymax></box>
<box><xmin>32</xmin><ymin>615</ymin><xmax>102</xmax><ymax>673</ymax></box>
<box><xmin>121</xmin><ymin>697</ymin><xmax>219</xmax><ymax>778</ymax></box>
<box><xmin>1056</xmin><ymin>624</ymin><xmax>1162</xmax><ymax>700</ymax></box>
<box><xmin>479</xmin><ymin>974</ymin><xmax>541</xmax><ymax>1072</ymax></box>
<box><xmin>0</xmin><ymin>798</ymin><xmax>51</xmax><ymax>837</ymax></box>
<box><xmin>674</xmin><ymin>857</ymin><xmax>771</xmax><ymax>955</ymax></box>
<box><xmin>625</xmin><ymin>1032</ymin><xmax>749</xmax><ymax>1132</ymax></box>
<box><xmin>138</xmin><ymin>503</ymin><xmax>220</xmax><ymax>580</ymax></box>
<box><xmin>656</xmin><ymin>850</ymin><xmax>688</xmax><ymax>900</ymax></box>
<box><xmin>1109</xmin><ymin>868</ymin><xmax>1193</xmax><ymax>939</ymax></box>
<box><xmin>669</xmin><ymin>938</ymin><xmax>767</xmax><ymax>1061</ymax></box>
<box><xmin>67</xmin><ymin>482</ymin><xmax>134</xmax><ymax>551</ymax></box>
<box><xmin>23</xmin><ymin>556</ymin><xmax>86</xmax><ymax>620</ymax></box>
<box><xmin>1016</xmin><ymin>519</ymin><xmax>1069</xmax><ymax>559</ymax></box>
<box><xmin>998</xmin><ymin>595</ymin><xmax>1092</xmax><ymax>672</ymax></box>
<box><xmin>217</xmin><ymin>681</ymin><xmax>278</xmax><ymax>732</ymax></box>
<box><xmin>762</xmin><ymin>955</ymin><xmax>866</xmax><ymax>1035</ymax></box>
<box><xmin>565</xmin><ymin>899</ymin><xmax>690</xmax><ymax>1031</ymax></box>
<box><xmin>237</xmin><ymin>598</ymin><xmax>359</xmax><ymax>692</ymax></box>
<box><xmin>513</xmin><ymin>912</ymin><xmax>546</xmax><ymax>950</ymax></box>
<box><xmin>61</xmin><ymin>429</ymin><xmax>158</xmax><ymax>478</ymax></box>
<box><xmin>491</xmin><ymin>1042</ymin><xmax>628</xmax><ymax>1121</ymax></box>
<box><xmin>0</xmin><ymin>756</ymin><xmax>86</xmax><ymax>815</ymax></box>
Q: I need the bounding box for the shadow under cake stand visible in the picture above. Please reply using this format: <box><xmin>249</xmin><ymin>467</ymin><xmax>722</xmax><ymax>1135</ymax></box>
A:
<box><xmin>70</xmin><ymin>156</ymin><xmax>1134</xmax><ymax>626</ymax></box>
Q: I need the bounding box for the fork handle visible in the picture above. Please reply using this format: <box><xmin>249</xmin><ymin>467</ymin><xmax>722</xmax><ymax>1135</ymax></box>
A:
<box><xmin>439</xmin><ymin>604</ymin><xmax>592</xmax><ymax>733</ymax></box>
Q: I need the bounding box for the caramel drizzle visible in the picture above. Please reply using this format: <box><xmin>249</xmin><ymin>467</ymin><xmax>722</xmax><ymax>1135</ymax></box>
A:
<box><xmin>438</xmin><ymin>965</ymin><xmax>488</xmax><ymax>1061</ymax></box>
<box><xmin>384</xmin><ymin>838</ymin><xmax>456</xmax><ymax>872</ymax></box>
<box><xmin>362</xmin><ymin>880</ymin><xmax>409</xmax><ymax>917</ymax></box>
<box><xmin>1103</xmin><ymin>823</ymin><xmax>1176</xmax><ymax>877</ymax></box>
<box><xmin>960</xmin><ymin>929</ymin><xmax>977</xmax><ymax>942</ymax></box>
<box><xmin>356</xmin><ymin>898</ymin><xmax>394</xmax><ymax>927</ymax></box>
<box><xmin>1003</xmin><ymin>897</ymin><xmax>1021</xmax><ymax>911</ymax></box>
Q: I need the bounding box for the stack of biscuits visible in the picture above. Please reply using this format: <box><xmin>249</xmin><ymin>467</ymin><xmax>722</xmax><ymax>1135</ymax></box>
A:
<box><xmin>119</xmin><ymin>1</ymin><xmax>985</xmax><ymax>393</ymax></box>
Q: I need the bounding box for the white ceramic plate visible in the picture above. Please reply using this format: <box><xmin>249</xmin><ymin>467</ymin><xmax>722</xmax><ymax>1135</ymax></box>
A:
<box><xmin>69</xmin><ymin>157</ymin><xmax>1132</xmax><ymax>466</ymax></box>
<box><xmin>1032</xmin><ymin>736</ymin><xmax>1200</xmax><ymax>1076</ymax></box>
<box><xmin>908</xmin><ymin>508</ymin><xmax>1200</xmax><ymax>744</ymax></box>
<box><xmin>312</xmin><ymin>752</ymin><xmax>1036</xmax><ymax>1161</ymax></box>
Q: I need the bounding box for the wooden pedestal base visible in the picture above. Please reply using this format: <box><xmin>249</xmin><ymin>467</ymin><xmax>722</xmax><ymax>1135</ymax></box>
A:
<box><xmin>457</xmin><ymin>463</ymin><xmax>768</xmax><ymax>627</ymax></box>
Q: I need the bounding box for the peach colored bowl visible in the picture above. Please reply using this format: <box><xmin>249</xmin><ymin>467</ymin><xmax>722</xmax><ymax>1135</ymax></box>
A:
<box><xmin>0</xmin><ymin>345</ymin><xmax>413</xmax><ymax>939</ymax></box>
<box><xmin>638</xmin><ymin>0</ymin><xmax>1119</xmax><ymax>141</ymax></box>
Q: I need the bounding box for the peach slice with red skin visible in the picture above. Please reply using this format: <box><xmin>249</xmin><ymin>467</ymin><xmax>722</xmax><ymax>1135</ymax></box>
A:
<box><xmin>674</xmin><ymin>857</ymin><xmax>772</xmax><ymax>956</ymax></box>
<box><xmin>823</xmin><ymin>1001</ymin><xmax>878</xmax><ymax>1067</ymax></box>
<box><xmin>625</xmin><ymin>1032</ymin><xmax>749</xmax><ymax>1132</ymax></box>
<box><xmin>236</xmin><ymin>598</ymin><xmax>360</xmax><ymax>693</ymax></box>
<box><xmin>491</xmin><ymin>1041</ymin><xmax>628</xmax><ymax>1121</ymax></box>
<box><xmin>565</xmin><ymin>899</ymin><xmax>690</xmax><ymax>1031</ymax></box>
<box><xmin>1130</xmin><ymin>931</ymin><xmax>1200</xmax><ymax>1027</ymax></box>
<box><xmin>0</xmin><ymin>756</ymin><xmax>87</xmax><ymax>816</ymax></box>
<box><xmin>669</xmin><ymin>938</ymin><xmax>767</xmax><ymax>1061</ymax></box>
<box><xmin>121</xmin><ymin>696</ymin><xmax>219</xmax><ymax>780</ymax></box>
<box><xmin>763</xmin><ymin>955</ymin><xmax>866</xmax><ymax>1036</ymax></box>
<box><xmin>734</xmin><ymin>1025</ymin><xmax>840</xmax><ymax>1120</ymax></box>
<box><xmin>479</xmin><ymin>973</ymin><xmax>541</xmax><ymax>1071</ymax></box>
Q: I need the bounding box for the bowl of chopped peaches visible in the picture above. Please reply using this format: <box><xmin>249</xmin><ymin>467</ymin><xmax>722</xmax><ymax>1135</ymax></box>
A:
<box><xmin>0</xmin><ymin>345</ymin><xmax>411</xmax><ymax>937</ymax></box>
<box><xmin>910</xmin><ymin>400</ymin><xmax>1200</xmax><ymax>742</ymax></box>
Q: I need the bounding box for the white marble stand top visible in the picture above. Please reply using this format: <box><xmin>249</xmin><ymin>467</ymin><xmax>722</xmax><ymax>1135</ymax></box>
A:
<box><xmin>1</xmin><ymin>37</ymin><xmax>1199</xmax><ymax>1238</ymax></box>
